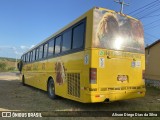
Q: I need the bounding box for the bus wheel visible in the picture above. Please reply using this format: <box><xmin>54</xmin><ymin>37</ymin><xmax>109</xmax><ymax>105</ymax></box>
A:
<box><xmin>22</xmin><ymin>75</ymin><xmax>25</xmax><ymax>86</ymax></box>
<box><xmin>47</xmin><ymin>79</ymin><xmax>56</xmax><ymax>99</ymax></box>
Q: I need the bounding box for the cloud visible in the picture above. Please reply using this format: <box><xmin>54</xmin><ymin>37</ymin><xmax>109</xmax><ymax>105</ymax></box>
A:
<box><xmin>20</xmin><ymin>45</ymin><xmax>35</xmax><ymax>50</ymax></box>
<box><xmin>0</xmin><ymin>46</ymin><xmax>22</xmax><ymax>58</ymax></box>
<box><xmin>30</xmin><ymin>45</ymin><xmax>35</xmax><ymax>48</ymax></box>
<box><xmin>20</xmin><ymin>45</ymin><xmax>27</xmax><ymax>50</ymax></box>
<box><xmin>11</xmin><ymin>47</ymin><xmax>22</xmax><ymax>55</ymax></box>
<box><xmin>0</xmin><ymin>45</ymin><xmax>35</xmax><ymax>58</ymax></box>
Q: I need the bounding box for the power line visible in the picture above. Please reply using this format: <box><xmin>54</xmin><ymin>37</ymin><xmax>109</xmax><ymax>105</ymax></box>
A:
<box><xmin>141</xmin><ymin>13</ymin><xmax>160</xmax><ymax>19</ymax></box>
<box><xmin>138</xmin><ymin>5</ymin><xmax>160</xmax><ymax>19</ymax></box>
<box><xmin>127</xmin><ymin>0</ymin><xmax>160</xmax><ymax>20</ymax></box>
<box><xmin>128</xmin><ymin>0</ymin><xmax>160</xmax><ymax>15</ymax></box>
<box><xmin>144</xmin><ymin>36</ymin><xmax>153</xmax><ymax>45</ymax></box>
<box><xmin>144</xmin><ymin>35</ymin><xmax>156</xmax><ymax>44</ymax></box>
<box><xmin>144</xmin><ymin>18</ymin><xmax>160</xmax><ymax>27</ymax></box>
<box><xmin>145</xmin><ymin>23</ymin><xmax>160</xmax><ymax>30</ymax></box>
<box><xmin>145</xmin><ymin>32</ymin><xmax>159</xmax><ymax>39</ymax></box>
<box><xmin>132</xmin><ymin>2</ymin><xmax>160</xmax><ymax>17</ymax></box>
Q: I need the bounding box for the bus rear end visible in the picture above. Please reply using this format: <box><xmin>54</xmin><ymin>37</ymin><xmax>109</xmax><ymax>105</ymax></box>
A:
<box><xmin>86</xmin><ymin>7</ymin><xmax>145</xmax><ymax>103</ymax></box>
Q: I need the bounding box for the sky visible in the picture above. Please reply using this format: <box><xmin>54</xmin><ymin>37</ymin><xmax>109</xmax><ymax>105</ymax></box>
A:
<box><xmin>0</xmin><ymin>0</ymin><xmax>159</xmax><ymax>58</ymax></box>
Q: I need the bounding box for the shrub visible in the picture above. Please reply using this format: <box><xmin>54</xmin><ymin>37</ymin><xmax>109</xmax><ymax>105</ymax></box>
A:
<box><xmin>0</xmin><ymin>62</ymin><xmax>7</xmax><ymax>71</ymax></box>
<box><xmin>8</xmin><ymin>67</ymin><xmax>15</xmax><ymax>71</ymax></box>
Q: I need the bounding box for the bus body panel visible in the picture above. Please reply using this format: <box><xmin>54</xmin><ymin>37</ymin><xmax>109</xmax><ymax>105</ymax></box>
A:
<box><xmin>88</xmin><ymin>49</ymin><xmax>145</xmax><ymax>102</ymax></box>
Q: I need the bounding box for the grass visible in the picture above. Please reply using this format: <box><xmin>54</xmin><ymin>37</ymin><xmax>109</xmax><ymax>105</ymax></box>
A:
<box><xmin>0</xmin><ymin>57</ymin><xmax>18</xmax><ymax>62</ymax></box>
<box><xmin>0</xmin><ymin>57</ymin><xmax>20</xmax><ymax>72</ymax></box>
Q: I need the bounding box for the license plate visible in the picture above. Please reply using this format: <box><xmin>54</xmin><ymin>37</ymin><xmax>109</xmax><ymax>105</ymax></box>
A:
<box><xmin>117</xmin><ymin>75</ymin><xmax>128</xmax><ymax>82</ymax></box>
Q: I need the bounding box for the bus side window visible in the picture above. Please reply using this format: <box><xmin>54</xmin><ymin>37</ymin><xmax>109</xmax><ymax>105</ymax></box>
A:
<box><xmin>21</xmin><ymin>56</ymin><xmax>23</xmax><ymax>61</ymax></box>
<box><xmin>25</xmin><ymin>54</ymin><xmax>27</xmax><ymax>63</ymax></box>
<box><xmin>32</xmin><ymin>49</ymin><xmax>36</xmax><ymax>61</ymax></box>
<box><xmin>39</xmin><ymin>45</ymin><xmax>43</xmax><ymax>59</ymax></box>
<box><xmin>55</xmin><ymin>36</ymin><xmax>62</xmax><ymax>54</ymax></box>
<box><xmin>30</xmin><ymin>51</ymin><xmax>33</xmax><ymax>62</ymax></box>
<box><xmin>27</xmin><ymin>53</ymin><xmax>30</xmax><ymax>62</ymax></box>
<box><xmin>22</xmin><ymin>55</ymin><xmax>24</xmax><ymax>62</ymax></box>
<box><xmin>35</xmin><ymin>48</ymin><xmax>39</xmax><ymax>60</ymax></box>
<box><xmin>72</xmin><ymin>23</ymin><xmax>85</xmax><ymax>49</ymax></box>
<box><xmin>48</xmin><ymin>39</ymin><xmax>55</xmax><ymax>57</ymax></box>
<box><xmin>43</xmin><ymin>43</ymin><xmax>48</xmax><ymax>58</ymax></box>
<box><xmin>62</xmin><ymin>30</ymin><xmax>72</xmax><ymax>52</ymax></box>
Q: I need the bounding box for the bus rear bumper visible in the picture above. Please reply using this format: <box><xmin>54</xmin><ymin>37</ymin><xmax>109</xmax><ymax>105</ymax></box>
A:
<box><xmin>84</xmin><ymin>89</ymin><xmax>146</xmax><ymax>103</ymax></box>
<box><xmin>107</xmin><ymin>89</ymin><xmax>146</xmax><ymax>102</ymax></box>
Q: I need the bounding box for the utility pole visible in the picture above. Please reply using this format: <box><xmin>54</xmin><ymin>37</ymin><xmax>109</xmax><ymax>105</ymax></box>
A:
<box><xmin>114</xmin><ymin>0</ymin><xmax>129</xmax><ymax>14</ymax></box>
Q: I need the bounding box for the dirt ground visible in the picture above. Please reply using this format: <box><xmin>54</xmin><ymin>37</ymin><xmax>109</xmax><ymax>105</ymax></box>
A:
<box><xmin>0</xmin><ymin>72</ymin><xmax>160</xmax><ymax>119</ymax></box>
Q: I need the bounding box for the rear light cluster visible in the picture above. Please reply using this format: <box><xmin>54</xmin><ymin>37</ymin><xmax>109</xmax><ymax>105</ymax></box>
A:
<box><xmin>89</xmin><ymin>68</ymin><xmax>97</xmax><ymax>84</ymax></box>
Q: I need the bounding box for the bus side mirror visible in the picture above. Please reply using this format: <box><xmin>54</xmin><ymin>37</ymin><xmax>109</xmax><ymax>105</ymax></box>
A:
<box><xmin>17</xmin><ymin>62</ymin><xmax>20</xmax><ymax>71</ymax></box>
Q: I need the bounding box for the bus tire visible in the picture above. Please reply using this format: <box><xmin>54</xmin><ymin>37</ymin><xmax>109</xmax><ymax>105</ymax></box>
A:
<box><xmin>22</xmin><ymin>75</ymin><xmax>25</xmax><ymax>86</ymax></box>
<box><xmin>47</xmin><ymin>79</ymin><xmax>56</xmax><ymax>99</ymax></box>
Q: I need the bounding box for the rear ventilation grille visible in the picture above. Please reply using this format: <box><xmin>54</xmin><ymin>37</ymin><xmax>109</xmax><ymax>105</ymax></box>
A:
<box><xmin>67</xmin><ymin>73</ymin><xmax>80</xmax><ymax>98</ymax></box>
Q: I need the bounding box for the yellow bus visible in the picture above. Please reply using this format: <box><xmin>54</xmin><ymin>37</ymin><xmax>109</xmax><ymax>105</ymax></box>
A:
<box><xmin>19</xmin><ymin>7</ymin><xmax>146</xmax><ymax>103</ymax></box>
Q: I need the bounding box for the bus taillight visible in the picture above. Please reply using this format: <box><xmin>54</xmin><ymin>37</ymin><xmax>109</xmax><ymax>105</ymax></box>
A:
<box><xmin>90</xmin><ymin>68</ymin><xmax>97</xmax><ymax>84</ymax></box>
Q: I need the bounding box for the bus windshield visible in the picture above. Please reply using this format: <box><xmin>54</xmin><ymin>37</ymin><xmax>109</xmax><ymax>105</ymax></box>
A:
<box><xmin>93</xmin><ymin>9</ymin><xmax>144</xmax><ymax>53</ymax></box>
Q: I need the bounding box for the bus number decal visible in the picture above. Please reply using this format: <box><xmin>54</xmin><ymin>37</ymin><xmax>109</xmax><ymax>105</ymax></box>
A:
<box><xmin>99</xmin><ymin>57</ymin><xmax>105</xmax><ymax>68</ymax></box>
